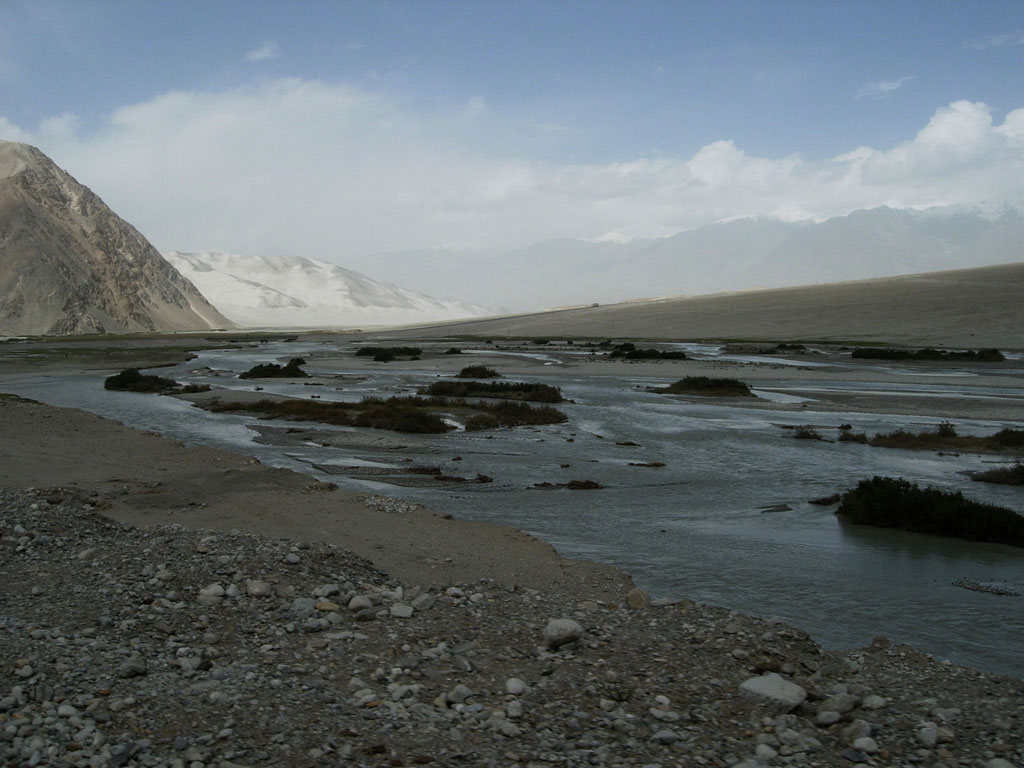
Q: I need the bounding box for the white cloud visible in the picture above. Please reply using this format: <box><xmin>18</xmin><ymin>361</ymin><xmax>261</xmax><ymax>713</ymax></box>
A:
<box><xmin>965</xmin><ymin>30</ymin><xmax>1024</xmax><ymax>49</ymax></box>
<box><xmin>856</xmin><ymin>75</ymin><xmax>915</xmax><ymax>99</ymax></box>
<box><xmin>1</xmin><ymin>81</ymin><xmax>1021</xmax><ymax>273</ymax></box>
<box><xmin>245</xmin><ymin>41</ymin><xmax>280</xmax><ymax>62</ymax></box>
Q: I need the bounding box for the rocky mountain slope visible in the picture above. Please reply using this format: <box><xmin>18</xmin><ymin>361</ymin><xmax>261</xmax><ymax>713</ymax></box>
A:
<box><xmin>164</xmin><ymin>250</ymin><xmax>489</xmax><ymax>329</ymax></box>
<box><xmin>0</xmin><ymin>141</ymin><xmax>231</xmax><ymax>336</ymax></box>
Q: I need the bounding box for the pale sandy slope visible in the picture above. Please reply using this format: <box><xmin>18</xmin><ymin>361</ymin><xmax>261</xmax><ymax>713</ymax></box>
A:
<box><xmin>382</xmin><ymin>262</ymin><xmax>1024</xmax><ymax>349</ymax></box>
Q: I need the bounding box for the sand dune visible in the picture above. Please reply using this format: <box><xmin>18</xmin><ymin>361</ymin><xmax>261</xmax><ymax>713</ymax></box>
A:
<box><xmin>383</xmin><ymin>262</ymin><xmax>1024</xmax><ymax>349</ymax></box>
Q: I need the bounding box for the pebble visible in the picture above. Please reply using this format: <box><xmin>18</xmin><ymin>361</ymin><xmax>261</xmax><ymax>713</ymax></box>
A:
<box><xmin>738</xmin><ymin>673</ymin><xmax>807</xmax><ymax>712</ymax></box>
<box><xmin>2</xmin><ymin>486</ymin><xmax>1021</xmax><ymax>768</ymax></box>
<box><xmin>543</xmin><ymin>618</ymin><xmax>584</xmax><ymax>650</ymax></box>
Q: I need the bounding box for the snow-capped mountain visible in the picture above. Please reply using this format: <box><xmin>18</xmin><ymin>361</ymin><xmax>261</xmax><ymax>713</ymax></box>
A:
<box><xmin>164</xmin><ymin>251</ymin><xmax>489</xmax><ymax>328</ymax></box>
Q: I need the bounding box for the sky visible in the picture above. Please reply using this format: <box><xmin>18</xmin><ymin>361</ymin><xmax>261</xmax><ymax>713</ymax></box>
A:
<box><xmin>1</xmin><ymin>0</ymin><xmax>1024</xmax><ymax>279</ymax></box>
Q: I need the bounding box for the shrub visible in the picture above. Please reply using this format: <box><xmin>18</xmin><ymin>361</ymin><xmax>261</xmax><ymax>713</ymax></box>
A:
<box><xmin>355</xmin><ymin>346</ymin><xmax>422</xmax><ymax>359</ymax></box>
<box><xmin>239</xmin><ymin>357</ymin><xmax>309</xmax><ymax>379</ymax></box>
<box><xmin>836</xmin><ymin>476</ymin><xmax>1024</xmax><ymax>546</ymax></box>
<box><xmin>609</xmin><ymin>345</ymin><xmax>688</xmax><ymax>360</ymax></box>
<box><xmin>838</xmin><ymin>430</ymin><xmax>868</xmax><ymax>443</ymax></box>
<box><xmin>443</xmin><ymin>347</ymin><xmax>463</xmax><ymax>355</ymax></box>
<box><xmin>566</xmin><ymin>479</ymin><xmax>603</xmax><ymax>490</ymax></box>
<box><xmin>851</xmin><ymin>347</ymin><xmax>1005</xmax><ymax>362</ymax></box>
<box><xmin>793</xmin><ymin>425</ymin><xmax>823</xmax><ymax>440</ymax></box>
<box><xmin>655</xmin><ymin>376</ymin><xmax>752</xmax><ymax>397</ymax></box>
<box><xmin>104</xmin><ymin>368</ymin><xmax>180</xmax><ymax>393</ymax></box>
<box><xmin>418</xmin><ymin>381</ymin><xmax>563</xmax><ymax>403</ymax></box>
<box><xmin>971</xmin><ymin>463</ymin><xmax>1024</xmax><ymax>486</ymax></box>
<box><xmin>457</xmin><ymin>365</ymin><xmax>501</xmax><ymax>379</ymax></box>
<box><xmin>180</xmin><ymin>384</ymin><xmax>211</xmax><ymax>393</ymax></box>
<box><xmin>463</xmin><ymin>401</ymin><xmax>567</xmax><ymax>430</ymax></box>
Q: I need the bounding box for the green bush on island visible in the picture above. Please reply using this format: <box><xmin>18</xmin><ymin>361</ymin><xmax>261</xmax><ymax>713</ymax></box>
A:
<box><xmin>354</xmin><ymin>346</ymin><xmax>422</xmax><ymax>361</ymax></box>
<box><xmin>418</xmin><ymin>381</ymin><xmax>564</xmax><ymax>403</ymax></box>
<box><xmin>207</xmin><ymin>393</ymin><xmax>567</xmax><ymax>434</ymax></box>
<box><xmin>654</xmin><ymin>376</ymin><xmax>753</xmax><ymax>397</ymax></box>
<box><xmin>971</xmin><ymin>463</ymin><xmax>1024</xmax><ymax>486</ymax></box>
<box><xmin>851</xmin><ymin>347</ymin><xmax>1005</xmax><ymax>362</ymax></box>
<box><xmin>210</xmin><ymin>397</ymin><xmax>453</xmax><ymax>434</ymax></box>
<box><xmin>104</xmin><ymin>368</ymin><xmax>180</xmax><ymax>393</ymax></box>
<box><xmin>793</xmin><ymin>425</ymin><xmax>823</xmax><ymax>440</ymax></box>
<box><xmin>238</xmin><ymin>357</ymin><xmax>309</xmax><ymax>379</ymax></box>
<box><xmin>608</xmin><ymin>342</ymin><xmax>688</xmax><ymax>361</ymax></box>
<box><xmin>870</xmin><ymin>425</ymin><xmax>1024</xmax><ymax>453</ymax></box>
<box><xmin>457</xmin><ymin>365</ymin><xmax>501</xmax><ymax>379</ymax></box>
<box><xmin>836</xmin><ymin>476</ymin><xmax>1024</xmax><ymax>547</ymax></box>
<box><xmin>464</xmin><ymin>401</ymin><xmax>568</xmax><ymax>430</ymax></box>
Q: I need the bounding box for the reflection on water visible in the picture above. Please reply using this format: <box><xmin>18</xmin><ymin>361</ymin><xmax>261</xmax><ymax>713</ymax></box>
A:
<box><xmin>3</xmin><ymin>341</ymin><xmax>1023</xmax><ymax>678</ymax></box>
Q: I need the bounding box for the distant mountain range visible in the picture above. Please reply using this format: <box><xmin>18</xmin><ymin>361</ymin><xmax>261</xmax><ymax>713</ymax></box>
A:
<box><xmin>373</xmin><ymin>206</ymin><xmax>1024</xmax><ymax>311</ymax></box>
<box><xmin>0</xmin><ymin>141</ymin><xmax>230</xmax><ymax>335</ymax></box>
<box><xmin>164</xmin><ymin>250</ymin><xmax>489</xmax><ymax>329</ymax></box>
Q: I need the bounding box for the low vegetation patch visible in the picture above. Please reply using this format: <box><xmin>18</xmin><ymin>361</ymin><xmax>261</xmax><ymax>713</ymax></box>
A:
<box><xmin>836</xmin><ymin>476</ymin><xmax>1024</xmax><ymax>547</ymax></box>
<box><xmin>443</xmin><ymin>348</ymin><xmax>463</xmax><ymax>355</ymax></box>
<box><xmin>793</xmin><ymin>425</ymin><xmax>823</xmax><ymax>440</ymax></box>
<box><xmin>653</xmin><ymin>376</ymin><xmax>753</xmax><ymax>397</ymax></box>
<box><xmin>463</xmin><ymin>401</ymin><xmax>568</xmax><ymax>431</ymax></box>
<box><xmin>104</xmin><ymin>368</ymin><xmax>180</xmax><ymax>393</ymax></box>
<box><xmin>209</xmin><ymin>397</ymin><xmax>451</xmax><ymax>434</ymax></box>
<box><xmin>608</xmin><ymin>343</ymin><xmax>688</xmax><ymax>361</ymax></box>
<box><xmin>457</xmin><ymin>365</ymin><xmax>501</xmax><ymax>379</ymax></box>
<box><xmin>869</xmin><ymin>424</ymin><xmax>1024</xmax><ymax>454</ymax></box>
<box><xmin>207</xmin><ymin>393</ymin><xmax>566</xmax><ymax>434</ymax></box>
<box><xmin>355</xmin><ymin>346</ymin><xmax>422</xmax><ymax>362</ymax></box>
<box><xmin>838</xmin><ymin>430</ymin><xmax>868</xmax><ymax>443</ymax></box>
<box><xmin>239</xmin><ymin>357</ymin><xmax>309</xmax><ymax>379</ymax></box>
<box><xmin>970</xmin><ymin>463</ymin><xmax>1024</xmax><ymax>486</ymax></box>
<box><xmin>418</xmin><ymin>381</ymin><xmax>563</xmax><ymax>403</ymax></box>
<box><xmin>851</xmin><ymin>347</ymin><xmax>1005</xmax><ymax>362</ymax></box>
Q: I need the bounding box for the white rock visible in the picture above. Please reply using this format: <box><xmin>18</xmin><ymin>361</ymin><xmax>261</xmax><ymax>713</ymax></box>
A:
<box><xmin>543</xmin><ymin>618</ymin><xmax>584</xmax><ymax>650</ymax></box>
<box><xmin>505</xmin><ymin>677</ymin><xmax>528</xmax><ymax>695</ymax></box>
<box><xmin>916</xmin><ymin>721</ymin><xmax>939</xmax><ymax>748</ymax></box>
<box><xmin>348</xmin><ymin>595</ymin><xmax>373</xmax><ymax>612</ymax></box>
<box><xmin>852</xmin><ymin>736</ymin><xmax>878</xmax><ymax>754</ymax></box>
<box><xmin>245</xmin><ymin>579</ymin><xmax>272</xmax><ymax>597</ymax></box>
<box><xmin>738</xmin><ymin>673</ymin><xmax>807</xmax><ymax>713</ymax></box>
<box><xmin>389</xmin><ymin>604</ymin><xmax>414</xmax><ymax>618</ymax></box>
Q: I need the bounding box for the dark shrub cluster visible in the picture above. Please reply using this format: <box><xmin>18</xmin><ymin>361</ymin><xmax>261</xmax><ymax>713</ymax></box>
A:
<box><xmin>239</xmin><ymin>358</ymin><xmax>309</xmax><ymax>379</ymax></box>
<box><xmin>457</xmin><ymin>365</ymin><xmax>501</xmax><ymax>379</ymax></box>
<box><xmin>971</xmin><ymin>463</ymin><xmax>1024</xmax><ymax>486</ymax></box>
<box><xmin>210</xmin><ymin>397</ymin><xmax>453</xmax><ymax>434</ymax></box>
<box><xmin>608</xmin><ymin>342</ymin><xmax>688</xmax><ymax>360</ymax></box>
<box><xmin>869</xmin><ymin>425</ymin><xmax>1024</xmax><ymax>453</ymax></box>
<box><xmin>104</xmin><ymin>368</ymin><xmax>180</xmax><ymax>393</ymax></box>
<box><xmin>464</xmin><ymin>401</ymin><xmax>568</xmax><ymax>430</ymax></box>
<box><xmin>418</xmin><ymin>381</ymin><xmax>563</xmax><ymax>403</ymax></box>
<box><xmin>443</xmin><ymin>348</ymin><xmax>463</xmax><ymax>355</ymax></box>
<box><xmin>851</xmin><ymin>347</ymin><xmax>1005</xmax><ymax>362</ymax></box>
<box><xmin>836</xmin><ymin>476</ymin><xmax>1024</xmax><ymax>547</ymax></box>
<box><xmin>355</xmin><ymin>346</ymin><xmax>422</xmax><ymax>362</ymax></box>
<box><xmin>655</xmin><ymin>376</ymin><xmax>752</xmax><ymax>397</ymax></box>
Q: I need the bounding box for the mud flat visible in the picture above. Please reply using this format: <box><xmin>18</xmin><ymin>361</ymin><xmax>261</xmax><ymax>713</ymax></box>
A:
<box><xmin>2</xmin><ymin>396</ymin><xmax>1023</xmax><ymax>768</ymax></box>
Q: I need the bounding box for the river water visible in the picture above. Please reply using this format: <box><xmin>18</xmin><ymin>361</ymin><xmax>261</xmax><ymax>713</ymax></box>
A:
<box><xmin>4</xmin><ymin>341</ymin><xmax>1023</xmax><ymax>678</ymax></box>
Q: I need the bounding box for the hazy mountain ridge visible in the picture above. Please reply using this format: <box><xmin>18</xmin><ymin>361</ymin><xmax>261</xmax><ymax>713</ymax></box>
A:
<box><xmin>164</xmin><ymin>251</ymin><xmax>490</xmax><ymax>328</ymax></box>
<box><xmin>0</xmin><ymin>141</ymin><xmax>231</xmax><ymax>336</ymax></box>
<box><xmin>371</xmin><ymin>207</ymin><xmax>1024</xmax><ymax>311</ymax></box>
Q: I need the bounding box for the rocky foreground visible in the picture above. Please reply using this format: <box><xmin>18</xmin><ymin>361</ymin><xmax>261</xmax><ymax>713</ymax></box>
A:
<box><xmin>2</xmin><ymin>488</ymin><xmax>1022</xmax><ymax>768</ymax></box>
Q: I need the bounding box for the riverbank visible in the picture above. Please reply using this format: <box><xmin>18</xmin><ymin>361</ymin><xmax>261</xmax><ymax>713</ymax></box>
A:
<box><xmin>2</xmin><ymin>396</ymin><xmax>1023</xmax><ymax>768</ymax></box>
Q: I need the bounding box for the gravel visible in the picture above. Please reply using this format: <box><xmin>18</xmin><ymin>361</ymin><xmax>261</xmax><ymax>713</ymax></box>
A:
<box><xmin>2</xmin><ymin>487</ymin><xmax>1022</xmax><ymax>768</ymax></box>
